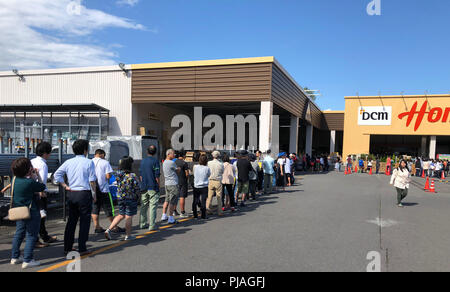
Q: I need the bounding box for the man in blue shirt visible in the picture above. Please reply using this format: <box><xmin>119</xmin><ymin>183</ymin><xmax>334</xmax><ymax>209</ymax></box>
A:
<box><xmin>263</xmin><ymin>150</ymin><xmax>275</xmax><ymax>194</ymax></box>
<box><xmin>54</xmin><ymin>139</ymin><xmax>97</xmax><ymax>256</ymax></box>
<box><xmin>139</xmin><ymin>145</ymin><xmax>161</xmax><ymax>231</ymax></box>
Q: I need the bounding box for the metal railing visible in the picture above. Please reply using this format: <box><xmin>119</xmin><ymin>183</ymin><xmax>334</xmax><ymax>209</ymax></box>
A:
<box><xmin>0</xmin><ymin>139</ymin><xmax>86</xmax><ymax>222</ymax></box>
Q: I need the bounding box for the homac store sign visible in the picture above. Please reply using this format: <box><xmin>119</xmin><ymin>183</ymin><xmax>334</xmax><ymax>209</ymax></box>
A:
<box><xmin>358</xmin><ymin>101</ymin><xmax>450</xmax><ymax>131</ymax></box>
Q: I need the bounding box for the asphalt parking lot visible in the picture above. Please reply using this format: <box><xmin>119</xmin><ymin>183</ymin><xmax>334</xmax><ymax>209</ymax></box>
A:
<box><xmin>1</xmin><ymin>171</ymin><xmax>450</xmax><ymax>272</ymax></box>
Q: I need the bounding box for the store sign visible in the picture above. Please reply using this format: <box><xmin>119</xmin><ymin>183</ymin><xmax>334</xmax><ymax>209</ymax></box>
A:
<box><xmin>358</xmin><ymin>106</ymin><xmax>392</xmax><ymax>125</ymax></box>
<box><xmin>398</xmin><ymin>101</ymin><xmax>450</xmax><ymax>131</ymax></box>
<box><xmin>437</xmin><ymin>154</ymin><xmax>450</xmax><ymax>160</ymax></box>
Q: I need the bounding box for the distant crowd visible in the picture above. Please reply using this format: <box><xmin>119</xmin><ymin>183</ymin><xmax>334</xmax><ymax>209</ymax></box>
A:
<box><xmin>334</xmin><ymin>155</ymin><xmax>449</xmax><ymax>178</ymax></box>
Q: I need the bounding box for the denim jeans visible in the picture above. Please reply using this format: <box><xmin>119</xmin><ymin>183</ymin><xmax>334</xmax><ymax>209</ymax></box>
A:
<box><xmin>264</xmin><ymin>174</ymin><xmax>274</xmax><ymax>194</ymax></box>
<box><xmin>11</xmin><ymin>210</ymin><xmax>41</xmax><ymax>263</ymax></box>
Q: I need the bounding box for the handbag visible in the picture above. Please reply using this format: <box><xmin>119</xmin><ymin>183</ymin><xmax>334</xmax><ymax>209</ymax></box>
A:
<box><xmin>8</xmin><ymin>177</ymin><xmax>32</xmax><ymax>221</ymax></box>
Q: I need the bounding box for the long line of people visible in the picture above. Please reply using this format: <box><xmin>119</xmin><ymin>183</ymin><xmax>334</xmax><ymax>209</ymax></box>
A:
<box><xmin>4</xmin><ymin>140</ymin><xmax>296</xmax><ymax>269</ymax></box>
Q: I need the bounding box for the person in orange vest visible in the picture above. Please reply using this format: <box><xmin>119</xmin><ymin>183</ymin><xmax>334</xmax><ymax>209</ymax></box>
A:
<box><xmin>444</xmin><ymin>160</ymin><xmax>449</xmax><ymax>177</ymax></box>
<box><xmin>386</xmin><ymin>156</ymin><xmax>392</xmax><ymax>175</ymax></box>
<box><xmin>390</xmin><ymin>159</ymin><xmax>411</xmax><ymax>208</ymax></box>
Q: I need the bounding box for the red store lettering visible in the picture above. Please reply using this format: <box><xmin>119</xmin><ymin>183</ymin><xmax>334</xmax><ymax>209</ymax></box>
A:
<box><xmin>398</xmin><ymin>101</ymin><xmax>450</xmax><ymax>131</ymax></box>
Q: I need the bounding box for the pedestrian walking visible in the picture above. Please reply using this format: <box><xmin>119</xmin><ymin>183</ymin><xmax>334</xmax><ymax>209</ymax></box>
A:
<box><xmin>31</xmin><ymin>141</ymin><xmax>57</xmax><ymax>248</ymax></box>
<box><xmin>54</xmin><ymin>139</ymin><xmax>97</xmax><ymax>256</ymax></box>
<box><xmin>390</xmin><ymin>159</ymin><xmax>411</xmax><ymax>208</ymax></box>
<box><xmin>161</xmin><ymin>149</ymin><xmax>180</xmax><ymax>224</ymax></box>
<box><xmin>207</xmin><ymin>151</ymin><xmax>224</xmax><ymax>216</ymax></box>
<box><xmin>221</xmin><ymin>154</ymin><xmax>236</xmax><ymax>212</ymax></box>
<box><xmin>193</xmin><ymin>154</ymin><xmax>210</xmax><ymax>220</ymax></box>
<box><xmin>10</xmin><ymin>158</ymin><xmax>47</xmax><ymax>269</ymax></box>
<box><xmin>139</xmin><ymin>145</ymin><xmax>161</xmax><ymax>230</ymax></box>
<box><xmin>105</xmin><ymin>157</ymin><xmax>140</xmax><ymax>241</ymax></box>
<box><xmin>91</xmin><ymin>149</ymin><xmax>120</xmax><ymax>234</ymax></box>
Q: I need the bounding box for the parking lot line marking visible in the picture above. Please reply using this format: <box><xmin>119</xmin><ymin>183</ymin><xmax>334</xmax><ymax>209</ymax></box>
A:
<box><xmin>37</xmin><ymin>216</ymin><xmax>194</xmax><ymax>272</ymax></box>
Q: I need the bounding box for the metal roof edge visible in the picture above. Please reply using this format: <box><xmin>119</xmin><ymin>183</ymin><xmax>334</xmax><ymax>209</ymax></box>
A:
<box><xmin>131</xmin><ymin>56</ymin><xmax>275</xmax><ymax>70</ymax></box>
<box><xmin>272</xmin><ymin>58</ymin><xmax>322</xmax><ymax>111</ymax></box>
<box><xmin>0</xmin><ymin>65</ymin><xmax>132</xmax><ymax>77</ymax></box>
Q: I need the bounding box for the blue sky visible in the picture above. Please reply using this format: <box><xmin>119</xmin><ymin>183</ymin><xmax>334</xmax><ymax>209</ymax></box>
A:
<box><xmin>1</xmin><ymin>0</ymin><xmax>449</xmax><ymax>110</ymax></box>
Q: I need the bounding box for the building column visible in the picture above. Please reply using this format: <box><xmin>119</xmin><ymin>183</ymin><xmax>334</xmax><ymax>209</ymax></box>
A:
<box><xmin>305</xmin><ymin>124</ymin><xmax>313</xmax><ymax>156</ymax></box>
<box><xmin>289</xmin><ymin>116</ymin><xmax>299</xmax><ymax>154</ymax></box>
<box><xmin>429</xmin><ymin>136</ymin><xmax>437</xmax><ymax>160</ymax></box>
<box><xmin>330</xmin><ymin>130</ymin><xmax>336</xmax><ymax>154</ymax></box>
<box><xmin>259</xmin><ymin>101</ymin><xmax>273</xmax><ymax>153</ymax></box>
<box><xmin>421</xmin><ymin>136</ymin><xmax>427</xmax><ymax>157</ymax></box>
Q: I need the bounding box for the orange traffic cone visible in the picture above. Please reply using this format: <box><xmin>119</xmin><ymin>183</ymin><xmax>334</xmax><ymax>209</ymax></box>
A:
<box><xmin>344</xmin><ymin>168</ymin><xmax>348</xmax><ymax>175</ymax></box>
<box><xmin>369</xmin><ymin>167</ymin><xmax>373</xmax><ymax>175</ymax></box>
<box><xmin>421</xmin><ymin>169</ymin><xmax>425</xmax><ymax>178</ymax></box>
<box><xmin>441</xmin><ymin>171</ymin><xmax>445</xmax><ymax>180</ymax></box>
<box><xmin>424</xmin><ymin>177</ymin><xmax>430</xmax><ymax>191</ymax></box>
<box><xmin>355</xmin><ymin>165</ymin><xmax>358</xmax><ymax>173</ymax></box>
<box><xmin>428</xmin><ymin>179</ymin><xmax>436</xmax><ymax>193</ymax></box>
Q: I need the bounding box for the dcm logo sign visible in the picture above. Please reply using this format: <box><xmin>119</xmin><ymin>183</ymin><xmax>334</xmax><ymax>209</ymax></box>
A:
<box><xmin>358</xmin><ymin>106</ymin><xmax>392</xmax><ymax>126</ymax></box>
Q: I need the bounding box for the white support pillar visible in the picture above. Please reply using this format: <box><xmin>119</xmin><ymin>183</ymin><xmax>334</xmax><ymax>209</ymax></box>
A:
<box><xmin>429</xmin><ymin>136</ymin><xmax>437</xmax><ymax>160</ymax></box>
<box><xmin>421</xmin><ymin>136</ymin><xmax>427</xmax><ymax>157</ymax></box>
<box><xmin>289</xmin><ymin>116</ymin><xmax>299</xmax><ymax>154</ymax></box>
<box><xmin>330</xmin><ymin>130</ymin><xmax>336</xmax><ymax>154</ymax></box>
<box><xmin>259</xmin><ymin>101</ymin><xmax>273</xmax><ymax>153</ymax></box>
<box><xmin>305</xmin><ymin>124</ymin><xmax>313</xmax><ymax>156</ymax></box>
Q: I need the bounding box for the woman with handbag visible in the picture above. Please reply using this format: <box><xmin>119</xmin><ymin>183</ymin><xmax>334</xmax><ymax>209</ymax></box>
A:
<box><xmin>10</xmin><ymin>158</ymin><xmax>47</xmax><ymax>269</ymax></box>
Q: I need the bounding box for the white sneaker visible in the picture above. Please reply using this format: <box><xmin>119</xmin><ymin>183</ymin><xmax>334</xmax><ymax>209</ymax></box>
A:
<box><xmin>40</xmin><ymin>210</ymin><xmax>47</xmax><ymax>218</ymax></box>
<box><xmin>124</xmin><ymin>235</ymin><xmax>136</xmax><ymax>241</ymax></box>
<box><xmin>22</xmin><ymin>260</ymin><xmax>41</xmax><ymax>269</ymax></box>
<box><xmin>161</xmin><ymin>214</ymin><xmax>168</xmax><ymax>221</ymax></box>
<box><xmin>180</xmin><ymin>212</ymin><xmax>189</xmax><ymax>218</ymax></box>
<box><xmin>10</xmin><ymin>256</ymin><xmax>24</xmax><ymax>265</ymax></box>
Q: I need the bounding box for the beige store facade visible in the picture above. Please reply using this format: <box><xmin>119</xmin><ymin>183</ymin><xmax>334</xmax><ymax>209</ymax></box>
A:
<box><xmin>342</xmin><ymin>94</ymin><xmax>450</xmax><ymax>159</ymax></box>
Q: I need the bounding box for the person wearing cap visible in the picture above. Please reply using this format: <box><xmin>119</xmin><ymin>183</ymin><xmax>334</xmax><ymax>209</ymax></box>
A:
<box><xmin>206</xmin><ymin>151</ymin><xmax>224</xmax><ymax>216</ymax></box>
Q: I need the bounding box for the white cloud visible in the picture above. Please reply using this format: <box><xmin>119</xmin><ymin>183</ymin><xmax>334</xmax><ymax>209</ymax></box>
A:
<box><xmin>0</xmin><ymin>0</ymin><xmax>147</xmax><ymax>70</ymax></box>
<box><xmin>116</xmin><ymin>0</ymin><xmax>139</xmax><ymax>6</ymax></box>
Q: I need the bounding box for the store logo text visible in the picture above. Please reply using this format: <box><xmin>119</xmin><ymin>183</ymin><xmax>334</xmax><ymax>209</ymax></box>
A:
<box><xmin>398</xmin><ymin>101</ymin><xmax>450</xmax><ymax>131</ymax></box>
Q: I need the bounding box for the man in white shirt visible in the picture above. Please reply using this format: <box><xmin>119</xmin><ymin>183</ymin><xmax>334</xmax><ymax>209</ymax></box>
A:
<box><xmin>277</xmin><ymin>153</ymin><xmax>287</xmax><ymax>191</ymax></box>
<box><xmin>284</xmin><ymin>157</ymin><xmax>292</xmax><ymax>186</ymax></box>
<box><xmin>91</xmin><ymin>149</ymin><xmax>119</xmax><ymax>234</ymax></box>
<box><xmin>31</xmin><ymin>142</ymin><xmax>57</xmax><ymax>247</ymax></box>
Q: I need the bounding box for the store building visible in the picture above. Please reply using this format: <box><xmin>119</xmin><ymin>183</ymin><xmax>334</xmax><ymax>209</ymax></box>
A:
<box><xmin>1</xmin><ymin>57</ymin><xmax>339</xmax><ymax>155</ymax></box>
<box><xmin>1</xmin><ymin>56</ymin><xmax>447</xmax><ymax>159</ymax></box>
